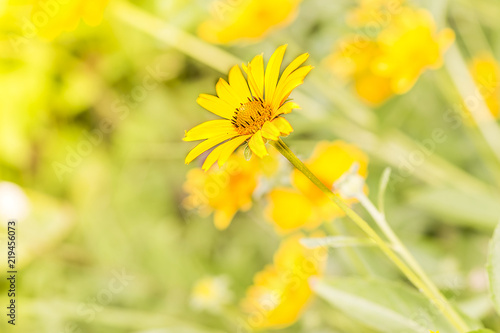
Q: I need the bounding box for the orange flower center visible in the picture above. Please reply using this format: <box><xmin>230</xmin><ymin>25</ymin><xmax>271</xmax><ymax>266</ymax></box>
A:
<box><xmin>231</xmin><ymin>97</ymin><xmax>273</xmax><ymax>135</ymax></box>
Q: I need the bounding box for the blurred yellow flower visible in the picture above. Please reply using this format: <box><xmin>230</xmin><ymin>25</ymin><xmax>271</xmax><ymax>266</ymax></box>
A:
<box><xmin>266</xmin><ymin>141</ymin><xmax>368</xmax><ymax>233</ymax></box>
<box><xmin>326</xmin><ymin>7</ymin><xmax>454</xmax><ymax>105</ymax></box>
<box><xmin>8</xmin><ymin>0</ymin><xmax>110</xmax><ymax>39</ymax></box>
<box><xmin>183</xmin><ymin>151</ymin><xmax>259</xmax><ymax>230</ymax></box>
<box><xmin>184</xmin><ymin>45</ymin><xmax>312</xmax><ymax>170</ymax></box>
<box><xmin>241</xmin><ymin>233</ymin><xmax>327</xmax><ymax>330</ymax></box>
<box><xmin>325</xmin><ymin>37</ymin><xmax>393</xmax><ymax>105</ymax></box>
<box><xmin>374</xmin><ymin>8</ymin><xmax>454</xmax><ymax>94</ymax></box>
<box><xmin>199</xmin><ymin>0</ymin><xmax>301</xmax><ymax>44</ymax></box>
<box><xmin>190</xmin><ymin>275</ymin><xmax>233</xmax><ymax>313</ymax></box>
<box><xmin>469</xmin><ymin>53</ymin><xmax>500</xmax><ymax>118</ymax></box>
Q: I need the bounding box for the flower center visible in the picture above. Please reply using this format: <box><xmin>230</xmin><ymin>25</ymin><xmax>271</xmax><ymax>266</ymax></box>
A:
<box><xmin>231</xmin><ymin>97</ymin><xmax>272</xmax><ymax>135</ymax></box>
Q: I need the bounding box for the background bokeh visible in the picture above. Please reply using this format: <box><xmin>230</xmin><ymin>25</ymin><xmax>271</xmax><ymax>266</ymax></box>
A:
<box><xmin>1</xmin><ymin>0</ymin><xmax>500</xmax><ymax>332</ymax></box>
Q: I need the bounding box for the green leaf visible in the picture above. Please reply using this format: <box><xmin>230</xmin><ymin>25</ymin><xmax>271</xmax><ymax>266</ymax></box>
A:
<box><xmin>466</xmin><ymin>330</ymin><xmax>496</xmax><ymax>333</ymax></box>
<box><xmin>487</xmin><ymin>220</ymin><xmax>500</xmax><ymax>316</ymax></box>
<box><xmin>312</xmin><ymin>277</ymin><xmax>482</xmax><ymax>333</ymax></box>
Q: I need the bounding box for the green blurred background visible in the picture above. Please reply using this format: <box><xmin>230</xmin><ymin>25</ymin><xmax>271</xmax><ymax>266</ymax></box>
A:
<box><xmin>1</xmin><ymin>0</ymin><xmax>500</xmax><ymax>332</ymax></box>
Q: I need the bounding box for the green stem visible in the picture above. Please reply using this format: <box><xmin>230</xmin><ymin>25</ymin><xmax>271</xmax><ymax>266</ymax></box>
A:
<box><xmin>270</xmin><ymin>138</ymin><xmax>470</xmax><ymax>333</ymax></box>
<box><xmin>356</xmin><ymin>192</ymin><xmax>471</xmax><ymax>331</ymax></box>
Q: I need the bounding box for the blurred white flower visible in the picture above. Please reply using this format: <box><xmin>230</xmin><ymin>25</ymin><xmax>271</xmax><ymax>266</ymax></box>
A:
<box><xmin>190</xmin><ymin>275</ymin><xmax>233</xmax><ymax>313</ymax></box>
<box><xmin>0</xmin><ymin>181</ymin><xmax>31</xmax><ymax>222</ymax></box>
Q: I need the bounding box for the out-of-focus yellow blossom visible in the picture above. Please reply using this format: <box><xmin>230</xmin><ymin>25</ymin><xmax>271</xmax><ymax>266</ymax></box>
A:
<box><xmin>326</xmin><ymin>7</ymin><xmax>454</xmax><ymax>105</ymax></box>
<box><xmin>198</xmin><ymin>0</ymin><xmax>302</xmax><ymax>44</ymax></box>
<box><xmin>325</xmin><ymin>37</ymin><xmax>393</xmax><ymax>105</ymax></box>
<box><xmin>469</xmin><ymin>53</ymin><xmax>500</xmax><ymax>118</ymax></box>
<box><xmin>8</xmin><ymin>0</ymin><xmax>110</xmax><ymax>39</ymax></box>
<box><xmin>241</xmin><ymin>233</ymin><xmax>327</xmax><ymax>330</ymax></box>
<box><xmin>183</xmin><ymin>151</ymin><xmax>259</xmax><ymax>230</ymax></box>
<box><xmin>266</xmin><ymin>141</ymin><xmax>368</xmax><ymax>234</ymax></box>
<box><xmin>190</xmin><ymin>275</ymin><xmax>233</xmax><ymax>313</ymax></box>
<box><xmin>346</xmin><ymin>0</ymin><xmax>405</xmax><ymax>27</ymax></box>
<box><xmin>373</xmin><ymin>8</ymin><xmax>455</xmax><ymax>94</ymax></box>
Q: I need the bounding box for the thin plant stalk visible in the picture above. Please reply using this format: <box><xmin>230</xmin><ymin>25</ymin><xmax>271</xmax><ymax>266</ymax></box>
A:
<box><xmin>271</xmin><ymin>138</ymin><xmax>470</xmax><ymax>333</ymax></box>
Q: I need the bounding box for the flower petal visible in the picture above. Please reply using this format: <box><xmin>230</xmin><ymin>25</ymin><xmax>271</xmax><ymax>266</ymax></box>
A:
<box><xmin>214</xmin><ymin>209</ymin><xmax>237</xmax><ymax>230</ymax></box>
<box><xmin>246</xmin><ymin>54</ymin><xmax>265</xmax><ymax>99</ymax></box>
<box><xmin>271</xmin><ymin>117</ymin><xmax>293</xmax><ymax>136</ymax></box>
<box><xmin>265</xmin><ymin>44</ymin><xmax>287</xmax><ymax>103</ymax></box>
<box><xmin>185</xmin><ymin>133</ymin><xmax>236</xmax><ymax>164</ymax></box>
<box><xmin>197</xmin><ymin>94</ymin><xmax>236</xmax><ymax>119</ymax></box>
<box><xmin>217</xmin><ymin>135</ymin><xmax>251</xmax><ymax>166</ymax></box>
<box><xmin>184</xmin><ymin>120</ymin><xmax>236</xmax><ymax>141</ymax></box>
<box><xmin>261</xmin><ymin>121</ymin><xmax>281</xmax><ymax>141</ymax></box>
<box><xmin>272</xmin><ymin>66</ymin><xmax>313</xmax><ymax>110</ymax></box>
<box><xmin>248</xmin><ymin>130</ymin><xmax>268</xmax><ymax>158</ymax></box>
<box><xmin>273</xmin><ymin>101</ymin><xmax>301</xmax><ymax>117</ymax></box>
<box><xmin>216</xmin><ymin>78</ymin><xmax>241</xmax><ymax>108</ymax></box>
<box><xmin>228</xmin><ymin>65</ymin><xmax>252</xmax><ymax>100</ymax></box>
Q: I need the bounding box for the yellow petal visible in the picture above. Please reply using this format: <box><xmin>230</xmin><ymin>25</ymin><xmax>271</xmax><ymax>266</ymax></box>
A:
<box><xmin>216</xmin><ymin>78</ymin><xmax>241</xmax><ymax>108</ymax></box>
<box><xmin>266</xmin><ymin>188</ymin><xmax>314</xmax><ymax>233</ymax></box>
<box><xmin>214</xmin><ymin>209</ymin><xmax>237</xmax><ymax>230</ymax></box>
<box><xmin>184</xmin><ymin>120</ymin><xmax>236</xmax><ymax>141</ymax></box>
<box><xmin>247</xmin><ymin>54</ymin><xmax>265</xmax><ymax>99</ymax></box>
<box><xmin>197</xmin><ymin>94</ymin><xmax>236</xmax><ymax>119</ymax></box>
<box><xmin>273</xmin><ymin>101</ymin><xmax>301</xmax><ymax>117</ymax></box>
<box><xmin>248</xmin><ymin>130</ymin><xmax>268</xmax><ymax>158</ymax></box>
<box><xmin>217</xmin><ymin>135</ymin><xmax>251</xmax><ymax>166</ymax></box>
<box><xmin>271</xmin><ymin>117</ymin><xmax>293</xmax><ymax>136</ymax></box>
<box><xmin>280</xmin><ymin>53</ymin><xmax>310</xmax><ymax>82</ymax></box>
<box><xmin>272</xmin><ymin>66</ymin><xmax>313</xmax><ymax>110</ymax></box>
<box><xmin>228</xmin><ymin>65</ymin><xmax>252</xmax><ymax>100</ymax></box>
<box><xmin>185</xmin><ymin>133</ymin><xmax>236</xmax><ymax>164</ymax></box>
<box><xmin>261</xmin><ymin>121</ymin><xmax>281</xmax><ymax>141</ymax></box>
<box><xmin>265</xmin><ymin>44</ymin><xmax>288</xmax><ymax>103</ymax></box>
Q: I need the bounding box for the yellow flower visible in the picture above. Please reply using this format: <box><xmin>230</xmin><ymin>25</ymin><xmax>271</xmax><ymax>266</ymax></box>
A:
<box><xmin>184</xmin><ymin>45</ymin><xmax>312</xmax><ymax>170</ymax></box>
<box><xmin>469</xmin><ymin>53</ymin><xmax>500</xmax><ymax>118</ymax></box>
<box><xmin>199</xmin><ymin>0</ymin><xmax>302</xmax><ymax>44</ymax></box>
<box><xmin>183</xmin><ymin>151</ymin><xmax>259</xmax><ymax>230</ymax></box>
<box><xmin>325</xmin><ymin>37</ymin><xmax>393</xmax><ymax>105</ymax></box>
<box><xmin>326</xmin><ymin>7</ymin><xmax>454</xmax><ymax>105</ymax></box>
<box><xmin>241</xmin><ymin>233</ymin><xmax>327</xmax><ymax>330</ymax></box>
<box><xmin>266</xmin><ymin>141</ymin><xmax>368</xmax><ymax>233</ymax></box>
<box><xmin>373</xmin><ymin>8</ymin><xmax>454</xmax><ymax>94</ymax></box>
<box><xmin>190</xmin><ymin>275</ymin><xmax>233</xmax><ymax>313</ymax></box>
<box><xmin>8</xmin><ymin>0</ymin><xmax>109</xmax><ymax>39</ymax></box>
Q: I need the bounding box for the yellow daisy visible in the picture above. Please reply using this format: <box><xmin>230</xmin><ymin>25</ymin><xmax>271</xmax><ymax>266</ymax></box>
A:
<box><xmin>184</xmin><ymin>45</ymin><xmax>312</xmax><ymax>171</ymax></box>
<box><xmin>199</xmin><ymin>0</ymin><xmax>302</xmax><ymax>44</ymax></box>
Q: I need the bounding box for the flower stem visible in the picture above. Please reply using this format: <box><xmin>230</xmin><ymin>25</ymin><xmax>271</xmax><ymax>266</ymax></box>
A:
<box><xmin>270</xmin><ymin>138</ymin><xmax>470</xmax><ymax>333</ymax></box>
<box><xmin>356</xmin><ymin>192</ymin><xmax>471</xmax><ymax>331</ymax></box>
